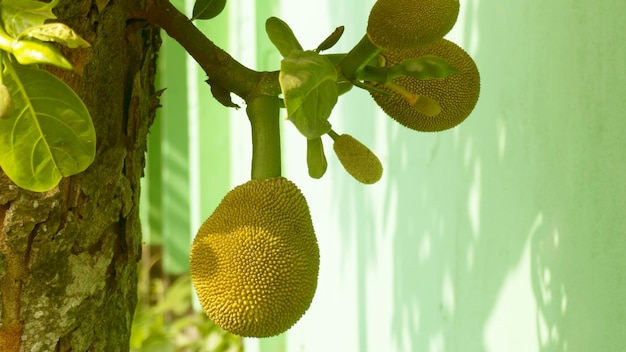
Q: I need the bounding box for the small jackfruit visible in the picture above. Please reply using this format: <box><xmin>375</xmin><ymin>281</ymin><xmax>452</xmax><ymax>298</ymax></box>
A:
<box><xmin>190</xmin><ymin>177</ymin><xmax>319</xmax><ymax>338</ymax></box>
<box><xmin>370</xmin><ymin>39</ymin><xmax>480</xmax><ymax>132</ymax></box>
<box><xmin>367</xmin><ymin>0</ymin><xmax>460</xmax><ymax>50</ymax></box>
<box><xmin>333</xmin><ymin>134</ymin><xmax>383</xmax><ymax>184</ymax></box>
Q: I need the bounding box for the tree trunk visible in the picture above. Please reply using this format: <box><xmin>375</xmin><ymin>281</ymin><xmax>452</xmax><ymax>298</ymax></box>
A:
<box><xmin>0</xmin><ymin>1</ymin><xmax>160</xmax><ymax>350</ymax></box>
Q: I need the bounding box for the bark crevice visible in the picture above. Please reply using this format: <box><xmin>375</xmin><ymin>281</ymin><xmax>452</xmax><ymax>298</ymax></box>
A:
<box><xmin>0</xmin><ymin>0</ymin><xmax>161</xmax><ymax>350</ymax></box>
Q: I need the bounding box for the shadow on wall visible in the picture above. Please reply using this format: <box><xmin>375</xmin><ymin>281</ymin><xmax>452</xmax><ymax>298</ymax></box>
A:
<box><xmin>475</xmin><ymin>0</ymin><xmax>626</xmax><ymax>351</ymax></box>
<box><xmin>330</xmin><ymin>0</ymin><xmax>626</xmax><ymax>351</ymax></box>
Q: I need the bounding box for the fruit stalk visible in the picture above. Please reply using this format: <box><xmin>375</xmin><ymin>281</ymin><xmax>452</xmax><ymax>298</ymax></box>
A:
<box><xmin>246</xmin><ymin>95</ymin><xmax>282</xmax><ymax>179</ymax></box>
<box><xmin>338</xmin><ymin>34</ymin><xmax>382</xmax><ymax>80</ymax></box>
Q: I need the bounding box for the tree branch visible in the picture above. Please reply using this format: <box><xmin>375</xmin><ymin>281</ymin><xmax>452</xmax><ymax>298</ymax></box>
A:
<box><xmin>143</xmin><ymin>0</ymin><xmax>281</xmax><ymax>102</ymax></box>
<box><xmin>247</xmin><ymin>95</ymin><xmax>282</xmax><ymax>179</ymax></box>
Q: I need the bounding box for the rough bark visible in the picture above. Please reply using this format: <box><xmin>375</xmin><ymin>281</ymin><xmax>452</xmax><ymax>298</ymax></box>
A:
<box><xmin>0</xmin><ymin>0</ymin><xmax>160</xmax><ymax>350</ymax></box>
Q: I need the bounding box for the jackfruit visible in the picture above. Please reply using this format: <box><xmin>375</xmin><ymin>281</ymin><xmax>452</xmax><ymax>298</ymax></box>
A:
<box><xmin>333</xmin><ymin>134</ymin><xmax>383</xmax><ymax>184</ymax></box>
<box><xmin>370</xmin><ymin>39</ymin><xmax>480</xmax><ymax>132</ymax></box>
<box><xmin>190</xmin><ymin>177</ymin><xmax>319</xmax><ymax>337</ymax></box>
<box><xmin>367</xmin><ymin>0</ymin><xmax>460</xmax><ymax>50</ymax></box>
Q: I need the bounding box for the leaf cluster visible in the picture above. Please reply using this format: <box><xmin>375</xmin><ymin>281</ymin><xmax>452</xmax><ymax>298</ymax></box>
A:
<box><xmin>262</xmin><ymin>14</ymin><xmax>463</xmax><ymax>183</ymax></box>
<box><xmin>131</xmin><ymin>265</ymin><xmax>243</xmax><ymax>352</ymax></box>
<box><xmin>182</xmin><ymin>0</ymin><xmax>473</xmax><ymax>184</ymax></box>
<box><xmin>0</xmin><ymin>0</ymin><xmax>94</xmax><ymax>192</ymax></box>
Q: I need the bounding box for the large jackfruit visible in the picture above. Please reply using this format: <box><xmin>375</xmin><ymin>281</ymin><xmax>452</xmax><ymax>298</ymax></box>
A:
<box><xmin>190</xmin><ymin>177</ymin><xmax>319</xmax><ymax>338</ymax></box>
<box><xmin>371</xmin><ymin>39</ymin><xmax>480</xmax><ymax>132</ymax></box>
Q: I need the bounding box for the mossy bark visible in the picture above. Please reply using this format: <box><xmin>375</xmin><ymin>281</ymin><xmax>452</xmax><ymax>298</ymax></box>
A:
<box><xmin>0</xmin><ymin>0</ymin><xmax>160</xmax><ymax>350</ymax></box>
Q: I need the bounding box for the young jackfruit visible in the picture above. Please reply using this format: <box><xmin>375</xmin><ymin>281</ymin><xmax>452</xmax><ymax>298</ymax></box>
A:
<box><xmin>367</xmin><ymin>0</ymin><xmax>460</xmax><ymax>50</ymax></box>
<box><xmin>333</xmin><ymin>134</ymin><xmax>383</xmax><ymax>184</ymax></box>
<box><xmin>190</xmin><ymin>177</ymin><xmax>319</xmax><ymax>338</ymax></box>
<box><xmin>370</xmin><ymin>39</ymin><xmax>480</xmax><ymax>132</ymax></box>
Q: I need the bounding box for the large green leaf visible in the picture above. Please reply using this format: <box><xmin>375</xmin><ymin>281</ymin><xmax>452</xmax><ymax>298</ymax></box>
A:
<box><xmin>315</xmin><ymin>26</ymin><xmax>344</xmax><ymax>53</ymax></box>
<box><xmin>265</xmin><ymin>17</ymin><xmax>303</xmax><ymax>58</ymax></box>
<box><xmin>0</xmin><ymin>61</ymin><xmax>95</xmax><ymax>191</ymax></box>
<box><xmin>279</xmin><ymin>50</ymin><xmax>337</xmax><ymax>139</ymax></box>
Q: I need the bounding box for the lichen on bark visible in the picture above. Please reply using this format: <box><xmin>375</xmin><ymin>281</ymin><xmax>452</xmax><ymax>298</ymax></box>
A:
<box><xmin>0</xmin><ymin>0</ymin><xmax>161</xmax><ymax>350</ymax></box>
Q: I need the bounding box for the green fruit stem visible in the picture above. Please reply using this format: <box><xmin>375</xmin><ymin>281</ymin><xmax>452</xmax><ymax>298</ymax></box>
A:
<box><xmin>338</xmin><ymin>34</ymin><xmax>382</xmax><ymax>80</ymax></box>
<box><xmin>247</xmin><ymin>95</ymin><xmax>282</xmax><ymax>180</ymax></box>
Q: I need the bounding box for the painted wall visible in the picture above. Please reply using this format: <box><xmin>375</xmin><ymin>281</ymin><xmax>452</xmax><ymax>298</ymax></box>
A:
<box><xmin>236</xmin><ymin>0</ymin><xmax>626</xmax><ymax>351</ymax></box>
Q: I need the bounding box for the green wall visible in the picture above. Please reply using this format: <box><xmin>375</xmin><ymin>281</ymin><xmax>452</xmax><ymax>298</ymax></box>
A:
<box><xmin>144</xmin><ymin>0</ymin><xmax>626</xmax><ymax>350</ymax></box>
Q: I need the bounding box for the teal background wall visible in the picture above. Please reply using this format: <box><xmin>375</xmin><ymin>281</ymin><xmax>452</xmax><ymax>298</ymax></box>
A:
<box><xmin>140</xmin><ymin>0</ymin><xmax>231</xmax><ymax>274</ymax></box>
<box><xmin>143</xmin><ymin>0</ymin><xmax>626</xmax><ymax>351</ymax></box>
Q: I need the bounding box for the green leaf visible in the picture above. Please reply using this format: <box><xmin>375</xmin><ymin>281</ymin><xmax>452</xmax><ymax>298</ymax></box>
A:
<box><xmin>11</xmin><ymin>39</ymin><xmax>73</xmax><ymax>69</ymax></box>
<box><xmin>266</xmin><ymin>17</ymin><xmax>303</xmax><ymax>58</ymax></box>
<box><xmin>360</xmin><ymin>55</ymin><xmax>459</xmax><ymax>84</ymax></box>
<box><xmin>0</xmin><ymin>60</ymin><xmax>96</xmax><ymax>192</ymax></box>
<box><xmin>279</xmin><ymin>50</ymin><xmax>338</xmax><ymax>139</ymax></box>
<box><xmin>0</xmin><ymin>0</ymin><xmax>59</xmax><ymax>37</ymax></box>
<box><xmin>391</xmin><ymin>55</ymin><xmax>460</xmax><ymax>81</ymax></box>
<box><xmin>192</xmin><ymin>0</ymin><xmax>227</xmax><ymax>20</ymax></box>
<box><xmin>315</xmin><ymin>26</ymin><xmax>344</xmax><ymax>53</ymax></box>
<box><xmin>306</xmin><ymin>137</ymin><xmax>327</xmax><ymax>179</ymax></box>
<box><xmin>18</xmin><ymin>23</ymin><xmax>90</xmax><ymax>48</ymax></box>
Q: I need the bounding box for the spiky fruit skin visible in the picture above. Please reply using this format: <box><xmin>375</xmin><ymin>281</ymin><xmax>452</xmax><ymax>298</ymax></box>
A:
<box><xmin>333</xmin><ymin>134</ymin><xmax>383</xmax><ymax>184</ymax></box>
<box><xmin>371</xmin><ymin>39</ymin><xmax>480</xmax><ymax>132</ymax></box>
<box><xmin>190</xmin><ymin>177</ymin><xmax>319</xmax><ymax>338</ymax></box>
<box><xmin>367</xmin><ymin>0</ymin><xmax>460</xmax><ymax>50</ymax></box>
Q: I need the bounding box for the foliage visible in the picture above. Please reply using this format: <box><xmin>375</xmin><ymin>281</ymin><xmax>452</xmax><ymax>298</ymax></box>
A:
<box><xmin>131</xmin><ymin>260</ymin><xmax>243</xmax><ymax>352</ymax></box>
<box><xmin>279</xmin><ymin>50</ymin><xmax>337</xmax><ymax>139</ymax></box>
<box><xmin>0</xmin><ymin>0</ymin><xmax>94</xmax><ymax>191</ymax></box>
<box><xmin>0</xmin><ymin>61</ymin><xmax>95</xmax><ymax>191</ymax></box>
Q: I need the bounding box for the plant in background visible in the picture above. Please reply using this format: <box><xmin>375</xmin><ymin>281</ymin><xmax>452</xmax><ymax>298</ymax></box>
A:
<box><xmin>130</xmin><ymin>261</ymin><xmax>242</xmax><ymax>351</ymax></box>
